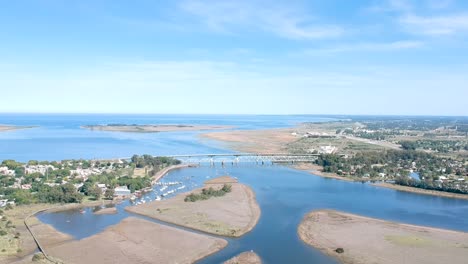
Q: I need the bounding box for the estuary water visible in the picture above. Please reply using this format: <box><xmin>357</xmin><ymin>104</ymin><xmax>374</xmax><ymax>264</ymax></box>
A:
<box><xmin>2</xmin><ymin>114</ymin><xmax>468</xmax><ymax>264</ymax></box>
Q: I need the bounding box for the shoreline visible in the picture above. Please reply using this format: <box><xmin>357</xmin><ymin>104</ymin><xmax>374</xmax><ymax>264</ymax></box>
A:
<box><xmin>151</xmin><ymin>164</ymin><xmax>193</xmax><ymax>184</ymax></box>
<box><xmin>298</xmin><ymin>209</ymin><xmax>468</xmax><ymax>264</ymax></box>
<box><xmin>373</xmin><ymin>182</ymin><xmax>468</xmax><ymax>200</ymax></box>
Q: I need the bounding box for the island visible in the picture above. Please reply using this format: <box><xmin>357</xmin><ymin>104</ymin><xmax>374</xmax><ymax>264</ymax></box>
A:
<box><xmin>82</xmin><ymin>124</ymin><xmax>233</xmax><ymax>133</ymax></box>
<box><xmin>298</xmin><ymin>210</ymin><xmax>468</xmax><ymax>264</ymax></box>
<box><xmin>0</xmin><ymin>125</ymin><xmax>36</xmax><ymax>132</ymax></box>
<box><xmin>126</xmin><ymin>176</ymin><xmax>261</xmax><ymax>237</ymax></box>
<box><xmin>45</xmin><ymin>217</ymin><xmax>227</xmax><ymax>264</ymax></box>
<box><xmin>224</xmin><ymin>251</ymin><xmax>262</xmax><ymax>264</ymax></box>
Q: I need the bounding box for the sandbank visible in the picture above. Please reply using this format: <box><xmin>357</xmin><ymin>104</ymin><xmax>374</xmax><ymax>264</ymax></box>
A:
<box><xmin>46</xmin><ymin>217</ymin><xmax>227</xmax><ymax>264</ymax></box>
<box><xmin>126</xmin><ymin>177</ymin><xmax>261</xmax><ymax>237</ymax></box>
<box><xmin>298</xmin><ymin>210</ymin><xmax>468</xmax><ymax>264</ymax></box>
<box><xmin>224</xmin><ymin>251</ymin><xmax>262</xmax><ymax>264</ymax></box>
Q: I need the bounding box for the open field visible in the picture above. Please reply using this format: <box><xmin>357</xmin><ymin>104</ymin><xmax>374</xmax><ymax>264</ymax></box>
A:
<box><xmin>224</xmin><ymin>251</ymin><xmax>262</xmax><ymax>264</ymax></box>
<box><xmin>127</xmin><ymin>176</ymin><xmax>260</xmax><ymax>237</ymax></box>
<box><xmin>298</xmin><ymin>210</ymin><xmax>468</xmax><ymax>264</ymax></box>
<box><xmin>46</xmin><ymin>217</ymin><xmax>227</xmax><ymax>264</ymax></box>
<box><xmin>82</xmin><ymin>124</ymin><xmax>233</xmax><ymax>133</ymax></box>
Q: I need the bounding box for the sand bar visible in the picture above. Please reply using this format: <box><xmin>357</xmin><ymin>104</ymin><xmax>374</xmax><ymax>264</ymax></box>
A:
<box><xmin>298</xmin><ymin>210</ymin><xmax>468</xmax><ymax>264</ymax></box>
<box><xmin>93</xmin><ymin>207</ymin><xmax>117</xmax><ymax>215</ymax></box>
<box><xmin>126</xmin><ymin>176</ymin><xmax>261</xmax><ymax>237</ymax></box>
<box><xmin>46</xmin><ymin>217</ymin><xmax>227</xmax><ymax>264</ymax></box>
<box><xmin>224</xmin><ymin>251</ymin><xmax>262</xmax><ymax>264</ymax></box>
<box><xmin>82</xmin><ymin>124</ymin><xmax>233</xmax><ymax>133</ymax></box>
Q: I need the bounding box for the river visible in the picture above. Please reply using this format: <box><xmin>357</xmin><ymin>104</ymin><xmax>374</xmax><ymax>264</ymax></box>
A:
<box><xmin>2</xmin><ymin>114</ymin><xmax>468</xmax><ymax>264</ymax></box>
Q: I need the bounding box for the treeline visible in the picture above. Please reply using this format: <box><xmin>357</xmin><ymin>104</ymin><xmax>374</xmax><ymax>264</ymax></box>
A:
<box><xmin>400</xmin><ymin>140</ymin><xmax>468</xmax><ymax>153</ymax></box>
<box><xmin>131</xmin><ymin>154</ymin><xmax>181</xmax><ymax>169</ymax></box>
<box><xmin>1</xmin><ymin>183</ymin><xmax>83</xmax><ymax>204</ymax></box>
<box><xmin>395</xmin><ymin>176</ymin><xmax>468</xmax><ymax>194</ymax></box>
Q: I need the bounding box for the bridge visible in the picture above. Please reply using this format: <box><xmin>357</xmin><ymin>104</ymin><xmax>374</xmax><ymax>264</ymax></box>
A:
<box><xmin>162</xmin><ymin>153</ymin><xmax>341</xmax><ymax>165</ymax></box>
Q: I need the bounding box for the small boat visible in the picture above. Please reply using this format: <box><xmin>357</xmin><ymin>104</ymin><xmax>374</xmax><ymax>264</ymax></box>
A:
<box><xmin>80</xmin><ymin>209</ymin><xmax>85</xmax><ymax>214</ymax></box>
<box><xmin>155</xmin><ymin>196</ymin><xmax>161</xmax><ymax>201</ymax></box>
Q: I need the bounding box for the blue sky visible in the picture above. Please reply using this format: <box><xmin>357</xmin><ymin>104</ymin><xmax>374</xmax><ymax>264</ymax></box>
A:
<box><xmin>1</xmin><ymin>0</ymin><xmax>467</xmax><ymax>115</ymax></box>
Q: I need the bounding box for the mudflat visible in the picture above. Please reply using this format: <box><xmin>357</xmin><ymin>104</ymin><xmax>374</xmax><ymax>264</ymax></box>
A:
<box><xmin>202</xmin><ymin>128</ymin><xmax>296</xmax><ymax>153</ymax></box>
<box><xmin>126</xmin><ymin>177</ymin><xmax>261</xmax><ymax>237</ymax></box>
<box><xmin>82</xmin><ymin>124</ymin><xmax>233</xmax><ymax>133</ymax></box>
<box><xmin>298</xmin><ymin>210</ymin><xmax>468</xmax><ymax>264</ymax></box>
<box><xmin>46</xmin><ymin>217</ymin><xmax>227</xmax><ymax>264</ymax></box>
<box><xmin>224</xmin><ymin>252</ymin><xmax>262</xmax><ymax>264</ymax></box>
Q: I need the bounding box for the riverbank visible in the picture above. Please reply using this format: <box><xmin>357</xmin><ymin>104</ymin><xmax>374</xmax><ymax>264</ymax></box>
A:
<box><xmin>373</xmin><ymin>182</ymin><xmax>468</xmax><ymax>200</ymax></box>
<box><xmin>224</xmin><ymin>251</ymin><xmax>262</xmax><ymax>264</ymax></box>
<box><xmin>82</xmin><ymin>124</ymin><xmax>233</xmax><ymax>133</ymax></box>
<box><xmin>151</xmin><ymin>164</ymin><xmax>193</xmax><ymax>183</ymax></box>
<box><xmin>293</xmin><ymin>163</ymin><xmax>356</xmax><ymax>182</ymax></box>
<box><xmin>45</xmin><ymin>217</ymin><xmax>227</xmax><ymax>264</ymax></box>
<box><xmin>126</xmin><ymin>176</ymin><xmax>261</xmax><ymax>237</ymax></box>
<box><xmin>298</xmin><ymin>210</ymin><xmax>468</xmax><ymax>264</ymax></box>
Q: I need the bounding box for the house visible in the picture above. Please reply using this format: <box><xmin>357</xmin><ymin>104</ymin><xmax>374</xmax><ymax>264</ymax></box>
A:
<box><xmin>114</xmin><ymin>186</ymin><xmax>131</xmax><ymax>197</ymax></box>
<box><xmin>97</xmin><ymin>183</ymin><xmax>107</xmax><ymax>193</ymax></box>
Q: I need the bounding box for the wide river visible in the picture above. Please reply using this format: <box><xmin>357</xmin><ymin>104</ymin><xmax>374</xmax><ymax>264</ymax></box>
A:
<box><xmin>1</xmin><ymin>114</ymin><xmax>468</xmax><ymax>264</ymax></box>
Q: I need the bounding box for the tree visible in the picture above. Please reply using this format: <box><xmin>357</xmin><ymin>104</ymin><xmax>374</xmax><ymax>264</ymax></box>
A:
<box><xmin>104</xmin><ymin>188</ymin><xmax>115</xmax><ymax>200</ymax></box>
<box><xmin>88</xmin><ymin>186</ymin><xmax>102</xmax><ymax>200</ymax></box>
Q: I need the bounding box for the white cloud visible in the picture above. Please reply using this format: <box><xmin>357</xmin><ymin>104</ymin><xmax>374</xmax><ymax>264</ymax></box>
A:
<box><xmin>179</xmin><ymin>0</ymin><xmax>344</xmax><ymax>39</ymax></box>
<box><xmin>400</xmin><ymin>13</ymin><xmax>468</xmax><ymax>35</ymax></box>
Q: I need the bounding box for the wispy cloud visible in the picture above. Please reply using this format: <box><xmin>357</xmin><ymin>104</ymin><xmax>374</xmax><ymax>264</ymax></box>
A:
<box><xmin>399</xmin><ymin>13</ymin><xmax>468</xmax><ymax>35</ymax></box>
<box><xmin>302</xmin><ymin>40</ymin><xmax>423</xmax><ymax>55</ymax></box>
<box><xmin>179</xmin><ymin>0</ymin><xmax>344</xmax><ymax>39</ymax></box>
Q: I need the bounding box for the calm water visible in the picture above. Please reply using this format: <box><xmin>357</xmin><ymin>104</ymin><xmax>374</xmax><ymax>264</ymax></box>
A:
<box><xmin>2</xmin><ymin>114</ymin><xmax>468</xmax><ymax>264</ymax></box>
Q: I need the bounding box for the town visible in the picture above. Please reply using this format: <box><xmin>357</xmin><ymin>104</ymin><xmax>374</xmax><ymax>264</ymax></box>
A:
<box><xmin>0</xmin><ymin>155</ymin><xmax>181</xmax><ymax>207</ymax></box>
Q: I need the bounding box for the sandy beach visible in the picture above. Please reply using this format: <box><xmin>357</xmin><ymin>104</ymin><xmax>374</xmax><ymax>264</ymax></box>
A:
<box><xmin>298</xmin><ymin>210</ymin><xmax>468</xmax><ymax>264</ymax></box>
<box><xmin>82</xmin><ymin>124</ymin><xmax>233</xmax><ymax>133</ymax></box>
<box><xmin>46</xmin><ymin>217</ymin><xmax>227</xmax><ymax>264</ymax></box>
<box><xmin>224</xmin><ymin>251</ymin><xmax>262</xmax><ymax>264</ymax></box>
<box><xmin>126</xmin><ymin>176</ymin><xmax>261</xmax><ymax>237</ymax></box>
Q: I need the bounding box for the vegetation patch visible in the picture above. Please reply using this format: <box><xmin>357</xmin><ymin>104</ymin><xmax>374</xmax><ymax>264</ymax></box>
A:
<box><xmin>184</xmin><ymin>184</ymin><xmax>232</xmax><ymax>202</ymax></box>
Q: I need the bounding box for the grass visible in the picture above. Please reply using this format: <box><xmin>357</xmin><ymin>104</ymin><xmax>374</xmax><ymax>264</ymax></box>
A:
<box><xmin>287</xmin><ymin>137</ymin><xmax>386</xmax><ymax>155</ymax></box>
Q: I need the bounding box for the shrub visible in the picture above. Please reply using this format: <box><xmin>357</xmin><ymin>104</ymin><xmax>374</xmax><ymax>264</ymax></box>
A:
<box><xmin>32</xmin><ymin>253</ymin><xmax>45</xmax><ymax>262</ymax></box>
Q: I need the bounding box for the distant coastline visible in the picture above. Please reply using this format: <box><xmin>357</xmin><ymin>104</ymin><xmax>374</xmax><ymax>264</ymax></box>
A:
<box><xmin>0</xmin><ymin>125</ymin><xmax>36</xmax><ymax>132</ymax></box>
<box><xmin>82</xmin><ymin>124</ymin><xmax>234</xmax><ymax>133</ymax></box>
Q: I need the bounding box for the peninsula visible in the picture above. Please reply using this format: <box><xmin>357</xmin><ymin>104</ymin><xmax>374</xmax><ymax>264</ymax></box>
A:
<box><xmin>82</xmin><ymin>124</ymin><xmax>233</xmax><ymax>133</ymax></box>
<box><xmin>126</xmin><ymin>176</ymin><xmax>261</xmax><ymax>237</ymax></box>
<box><xmin>298</xmin><ymin>210</ymin><xmax>468</xmax><ymax>264</ymax></box>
